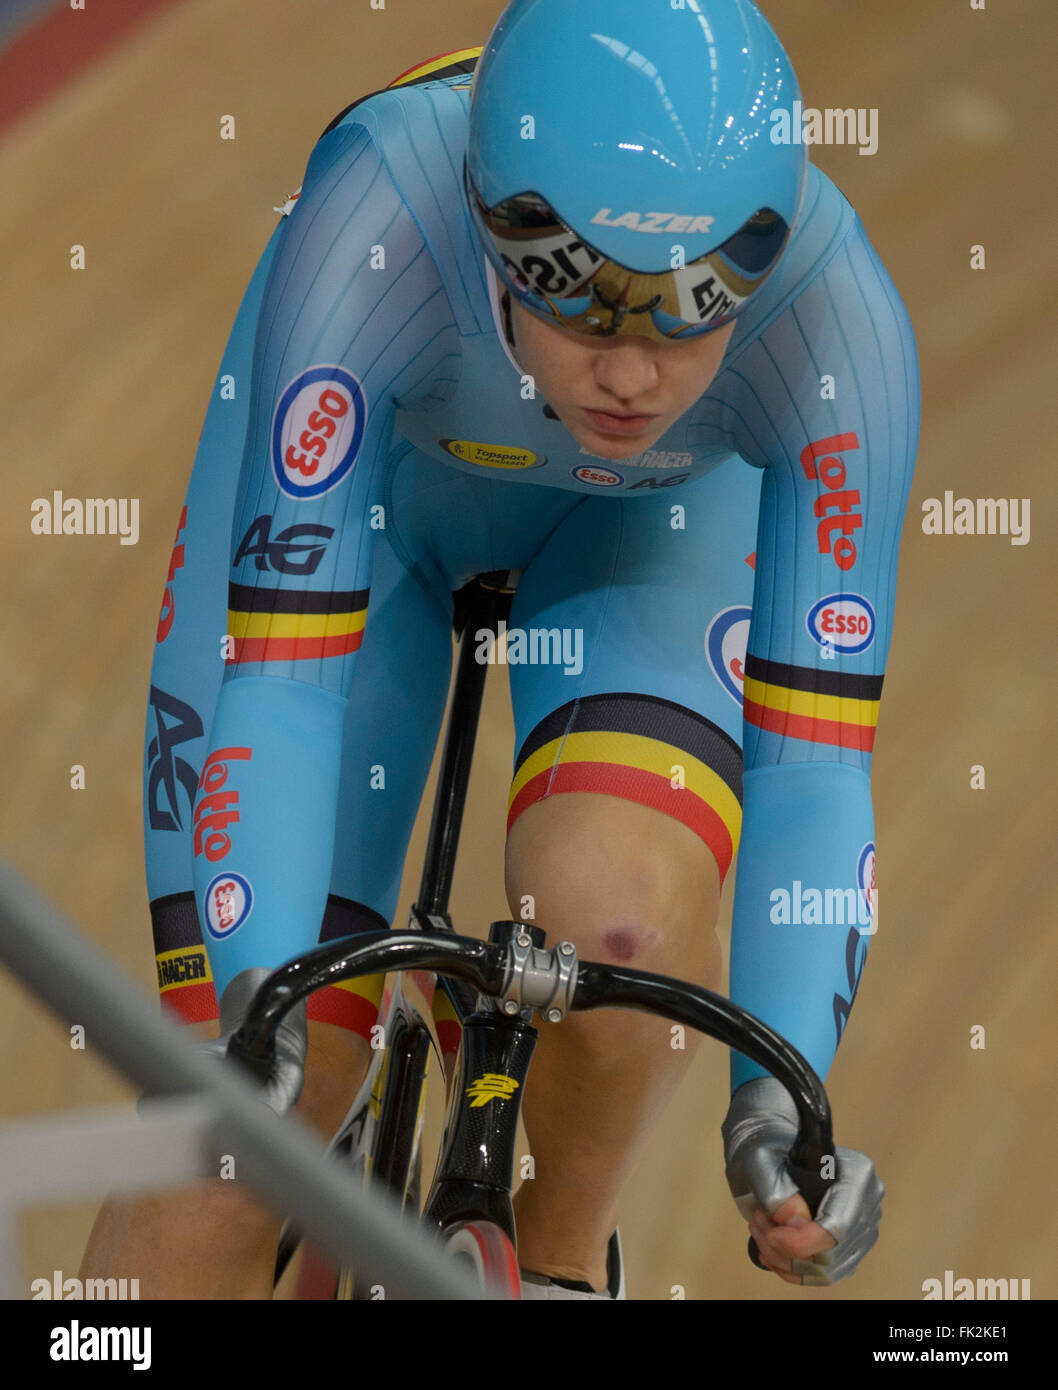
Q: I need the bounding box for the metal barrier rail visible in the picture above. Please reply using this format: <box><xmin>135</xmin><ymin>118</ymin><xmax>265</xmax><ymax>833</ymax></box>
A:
<box><xmin>0</xmin><ymin>856</ymin><xmax>487</xmax><ymax>1301</ymax></box>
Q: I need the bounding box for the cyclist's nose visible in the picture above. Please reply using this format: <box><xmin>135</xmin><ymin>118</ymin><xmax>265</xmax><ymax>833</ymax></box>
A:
<box><xmin>591</xmin><ymin>341</ymin><xmax>661</xmax><ymax>403</ymax></box>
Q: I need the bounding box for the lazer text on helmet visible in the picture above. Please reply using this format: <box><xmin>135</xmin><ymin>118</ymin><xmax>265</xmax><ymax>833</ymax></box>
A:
<box><xmin>591</xmin><ymin>210</ymin><xmax>717</xmax><ymax>235</ymax></box>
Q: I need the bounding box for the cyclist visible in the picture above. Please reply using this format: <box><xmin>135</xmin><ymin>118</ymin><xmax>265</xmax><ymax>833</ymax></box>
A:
<box><xmin>83</xmin><ymin>0</ymin><xmax>912</xmax><ymax>1299</ymax></box>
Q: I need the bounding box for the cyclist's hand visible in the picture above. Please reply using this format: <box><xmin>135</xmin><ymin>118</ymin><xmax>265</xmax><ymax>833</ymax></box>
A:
<box><xmin>195</xmin><ymin>968</ymin><xmax>308</xmax><ymax>1116</ymax></box>
<box><xmin>721</xmin><ymin>1076</ymin><xmax>884</xmax><ymax>1286</ymax></box>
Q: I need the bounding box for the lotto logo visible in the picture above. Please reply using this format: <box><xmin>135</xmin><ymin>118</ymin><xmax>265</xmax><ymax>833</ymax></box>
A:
<box><xmin>193</xmin><ymin>746</ymin><xmax>252</xmax><ymax>862</ymax></box>
<box><xmin>272</xmin><ymin>366</ymin><xmax>366</xmax><ymax>499</ymax></box>
<box><xmin>806</xmin><ymin>593</ymin><xmax>876</xmax><ymax>654</ymax></box>
<box><xmin>799</xmin><ymin>433</ymin><xmax>863</xmax><ymax>571</ymax></box>
<box><xmin>205</xmin><ymin>872</ymin><xmax>253</xmax><ymax>940</ymax></box>
<box><xmin>156</xmin><ymin>505</ymin><xmax>187</xmax><ymax>644</ymax></box>
<box><xmin>572</xmin><ymin>464</ymin><xmax>623</xmax><ymax>487</ymax></box>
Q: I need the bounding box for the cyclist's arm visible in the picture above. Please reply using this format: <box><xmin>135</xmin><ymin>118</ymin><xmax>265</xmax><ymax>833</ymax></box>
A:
<box><xmin>191</xmin><ymin>120</ymin><xmax>456</xmax><ymax>1006</ymax></box>
<box><xmin>727</xmin><ymin>209</ymin><xmax>921</xmax><ymax>1092</ymax></box>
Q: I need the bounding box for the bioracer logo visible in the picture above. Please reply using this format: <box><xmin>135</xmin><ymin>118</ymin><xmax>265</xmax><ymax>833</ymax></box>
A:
<box><xmin>592</xmin><ymin>209</ymin><xmax>716</xmax><ymax>235</ymax></box>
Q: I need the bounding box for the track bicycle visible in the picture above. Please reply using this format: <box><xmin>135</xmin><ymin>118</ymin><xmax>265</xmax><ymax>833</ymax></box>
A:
<box><xmin>225</xmin><ymin>572</ymin><xmax>838</xmax><ymax>1298</ymax></box>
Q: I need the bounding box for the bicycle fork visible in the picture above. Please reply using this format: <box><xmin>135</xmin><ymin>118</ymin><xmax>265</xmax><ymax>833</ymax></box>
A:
<box><xmin>422</xmin><ymin>1008</ymin><xmax>537</xmax><ymax>1244</ymax></box>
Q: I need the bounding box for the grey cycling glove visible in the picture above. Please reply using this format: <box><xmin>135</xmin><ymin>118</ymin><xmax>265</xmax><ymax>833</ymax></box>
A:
<box><xmin>721</xmin><ymin>1076</ymin><xmax>884</xmax><ymax>1285</ymax></box>
<box><xmin>195</xmin><ymin>967</ymin><xmax>308</xmax><ymax>1116</ymax></box>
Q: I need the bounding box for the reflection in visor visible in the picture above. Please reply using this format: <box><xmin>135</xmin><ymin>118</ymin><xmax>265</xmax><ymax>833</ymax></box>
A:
<box><xmin>468</xmin><ymin>175</ymin><xmax>791</xmax><ymax>341</ymax></box>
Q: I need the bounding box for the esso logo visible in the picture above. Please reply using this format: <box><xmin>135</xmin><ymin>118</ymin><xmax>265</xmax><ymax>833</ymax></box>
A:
<box><xmin>204</xmin><ymin>872</ymin><xmax>253</xmax><ymax>941</ymax></box>
<box><xmin>806</xmin><ymin>593</ymin><xmax>876</xmax><ymax>654</ymax></box>
<box><xmin>272</xmin><ymin>366</ymin><xmax>366</xmax><ymax>499</ymax></box>
<box><xmin>705</xmin><ymin>606</ymin><xmax>751</xmax><ymax>705</ymax></box>
<box><xmin>857</xmin><ymin>842</ymin><xmax>877</xmax><ymax>931</ymax></box>
<box><xmin>572</xmin><ymin>464</ymin><xmax>623</xmax><ymax>487</ymax></box>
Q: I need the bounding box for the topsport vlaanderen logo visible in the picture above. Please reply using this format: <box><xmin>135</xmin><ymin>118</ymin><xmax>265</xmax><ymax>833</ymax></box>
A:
<box><xmin>272</xmin><ymin>366</ymin><xmax>366</xmax><ymax>499</ymax></box>
<box><xmin>706</xmin><ymin>606</ymin><xmax>751</xmax><ymax>705</ymax></box>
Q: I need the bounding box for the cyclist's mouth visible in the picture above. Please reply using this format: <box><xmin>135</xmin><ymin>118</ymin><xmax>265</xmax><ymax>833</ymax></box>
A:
<box><xmin>584</xmin><ymin>408</ymin><xmax>658</xmax><ymax>437</ymax></box>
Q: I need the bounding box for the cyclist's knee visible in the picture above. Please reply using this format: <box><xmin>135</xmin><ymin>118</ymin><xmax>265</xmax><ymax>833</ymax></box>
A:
<box><xmin>297</xmin><ymin>1020</ymin><xmax>370</xmax><ymax>1137</ymax></box>
<box><xmin>504</xmin><ymin>791</ymin><xmax>721</xmax><ymax>976</ymax></box>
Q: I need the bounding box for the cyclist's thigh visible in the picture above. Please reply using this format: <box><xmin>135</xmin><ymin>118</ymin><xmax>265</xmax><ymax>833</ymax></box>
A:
<box><xmin>504</xmin><ymin>457</ymin><xmax>762</xmax><ymax>976</ymax></box>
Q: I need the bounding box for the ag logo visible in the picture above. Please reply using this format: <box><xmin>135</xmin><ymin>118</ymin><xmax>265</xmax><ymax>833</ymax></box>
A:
<box><xmin>272</xmin><ymin>366</ymin><xmax>366</xmax><ymax>499</ymax></box>
<box><xmin>705</xmin><ymin>606</ymin><xmax>751</xmax><ymax>705</ymax></box>
<box><xmin>233</xmin><ymin>514</ymin><xmax>334</xmax><ymax>576</ymax></box>
<box><xmin>146</xmin><ymin>686</ymin><xmax>204</xmax><ymax>832</ymax></box>
<box><xmin>204</xmin><ymin>872</ymin><xmax>253</xmax><ymax>940</ymax></box>
<box><xmin>806</xmin><ymin>593</ymin><xmax>876</xmax><ymax>654</ymax></box>
<box><xmin>572</xmin><ymin>464</ymin><xmax>623</xmax><ymax>487</ymax></box>
<box><xmin>629</xmin><ymin>473</ymin><xmax>689</xmax><ymax>489</ymax></box>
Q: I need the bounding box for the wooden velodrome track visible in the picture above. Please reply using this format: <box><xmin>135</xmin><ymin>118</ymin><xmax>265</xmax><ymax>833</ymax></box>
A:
<box><xmin>0</xmin><ymin>0</ymin><xmax>1054</xmax><ymax>1302</ymax></box>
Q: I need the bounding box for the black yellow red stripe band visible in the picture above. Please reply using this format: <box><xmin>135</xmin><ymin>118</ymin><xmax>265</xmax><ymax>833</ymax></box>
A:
<box><xmin>227</xmin><ymin>581</ymin><xmax>368</xmax><ymax>663</ymax></box>
<box><xmin>742</xmin><ymin>654</ymin><xmax>883</xmax><ymax>751</ymax></box>
<box><xmin>151</xmin><ymin>891</ymin><xmax>218</xmax><ymax>1024</ymax></box>
<box><xmin>388</xmin><ymin>47</ymin><xmax>483</xmax><ymax>89</ymax></box>
<box><xmin>310</xmin><ymin>897</ymin><xmax>388</xmax><ymax>1031</ymax></box>
<box><xmin>307</xmin><ymin>981</ymin><xmax>384</xmax><ymax>1033</ymax></box>
<box><xmin>151</xmin><ymin>891</ymin><xmax>390</xmax><ymax>1033</ymax></box>
<box><xmin>508</xmin><ymin>695</ymin><xmax>743</xmax><ymax>881</ymax></box>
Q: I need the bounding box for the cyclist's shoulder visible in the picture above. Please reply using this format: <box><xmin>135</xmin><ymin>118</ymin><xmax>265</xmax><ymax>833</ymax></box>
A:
<box><xmin>724</xmin><ymin>164</ymin><xmax>893</xmax><ymax>356</ymax></box>
<box><xmin>762</xmin><ymin>165</ymin><xmax>856</xmax><ymax>299</ymax></box>
<box><xmin>287</xmin><ymin>48</ymin><xmax>481</xmax><ymax>248</ymax></box>
<box><xmin>315</xmin><ymin>47</ymin><xmax>481</xmax><ymax>153</ymax></box>
<box><xmin>278</xmin><ymin>50</ymin><xmax>490</xmax><ymax>335</ymax></box>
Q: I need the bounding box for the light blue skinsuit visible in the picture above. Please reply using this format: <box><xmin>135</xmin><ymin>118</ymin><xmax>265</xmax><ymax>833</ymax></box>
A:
<box><xmin>144</xmin><ymin>57</ymin><xmax>919</xmax><ymax>1096</ymax></box>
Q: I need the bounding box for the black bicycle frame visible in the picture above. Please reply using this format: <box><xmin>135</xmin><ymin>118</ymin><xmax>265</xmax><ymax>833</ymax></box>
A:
<box><xmin>248</xmin><ymin>572</ymin><xmax>837</xmax><ymax>1289</ymax></box>
<box><xmin>406</xmin><ymin>573</ymin><xmax>533</xmax><ymax>1242</ymax></box>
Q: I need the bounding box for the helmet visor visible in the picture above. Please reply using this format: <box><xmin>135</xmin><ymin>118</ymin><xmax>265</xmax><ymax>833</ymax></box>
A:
<box><xmin>467</xmin><ymin>172</ymin><xmax>792</xmax><ymax>342</ymax></box>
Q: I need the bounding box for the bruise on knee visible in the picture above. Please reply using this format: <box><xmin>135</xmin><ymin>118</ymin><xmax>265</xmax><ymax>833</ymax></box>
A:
<box><xmin>599</xmin><ymin>922</ymin><xmax>659</xmax><ymax>964</ymax></box>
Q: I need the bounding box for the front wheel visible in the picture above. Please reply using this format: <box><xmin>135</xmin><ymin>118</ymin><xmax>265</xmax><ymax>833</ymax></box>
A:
<box><xmin>443</xmin><ymin>1220</ymin><xmax>521</xmax><ymax>1299</ymax></box>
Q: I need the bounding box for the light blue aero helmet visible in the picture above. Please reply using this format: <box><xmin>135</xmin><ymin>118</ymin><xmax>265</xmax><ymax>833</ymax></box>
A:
<box><xmin>465</xmin><ymin>0</ymin><xmax>807</xmax><ymax>341</ymax></box>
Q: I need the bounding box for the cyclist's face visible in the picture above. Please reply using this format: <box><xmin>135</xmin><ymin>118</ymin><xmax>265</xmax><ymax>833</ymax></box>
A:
<box><xmin>508</xmin><ymin>298</ymin><xmax>736</xmax><ymax>459</ymax></box>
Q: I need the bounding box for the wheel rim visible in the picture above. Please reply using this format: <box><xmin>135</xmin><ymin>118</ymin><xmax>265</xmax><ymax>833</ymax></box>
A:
<box><xmin>443</xmin><ymin>1221</ymin><xmax>521</xmax><ymax>1299</ymax></box>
